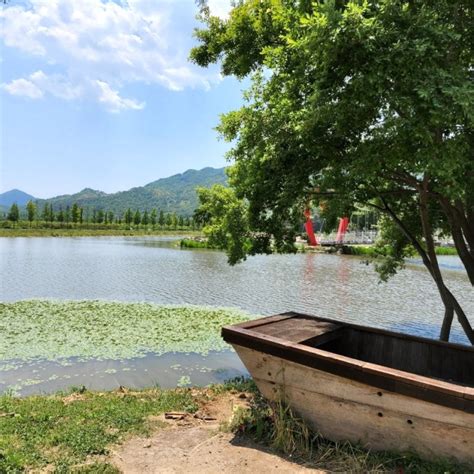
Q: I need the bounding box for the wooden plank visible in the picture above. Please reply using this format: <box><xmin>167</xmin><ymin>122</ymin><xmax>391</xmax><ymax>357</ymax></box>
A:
<box><xmin>234</xmin><ymin>345</ymin><xmax>473</xmax><ymax>429</ymax></box>
<box><xmin>255</xmin><ymin>378</ymin><xmax>474</xmax><ymax>466</ymax></box>
<box><xmin>253</xmin><ymin>318</ymin><xmax>341</xmax><ymax>343</ymax></box>
<box><xmin>222</xmin><ymin>325</ymin><xmax>474</xmax><ymax>411</ymax></box>
<box><xmin>234</xmin><ymin>345</ymin><xmax>474</xmax><ymax>466</ymax></box>
<box><xmin>228</xmin><ymin>313</ymin><xmax>296</xmax><ymax>330</ymax></box>
<box><xmin>286</xmin><ymin>311</ymin><xmax>474</xmax><ymax>354</ymax></box>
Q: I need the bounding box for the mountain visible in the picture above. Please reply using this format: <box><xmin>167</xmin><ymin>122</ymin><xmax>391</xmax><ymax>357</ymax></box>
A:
<box><xmin>0</xmin><ymin>189</ymin><xmax>36</xmax><ymax>207</ymax></box>
<box><xmin>38</xmin><ymin>167</ymin><xmax>227</xmax><ymax>216</ymax></box>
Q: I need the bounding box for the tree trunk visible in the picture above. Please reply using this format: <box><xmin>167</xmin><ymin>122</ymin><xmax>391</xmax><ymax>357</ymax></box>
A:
<box><xmin>439</xmin><ymin>304</ymin><xmax>454</xmax><ymax>342</ymax></box>
<box><xmin>378</xmin><ymin>194</ymin><xmax>474</xmax><ymax>344</ymax></box>
<box><xmin>439</xmin><ymin>197</ymin><xmax>474</xmax><ymax>286</ymax></box>
<box><xmin>418</xmin><ymin>179</ymin><xmax>474</xmax><ymax>344</ymax></box>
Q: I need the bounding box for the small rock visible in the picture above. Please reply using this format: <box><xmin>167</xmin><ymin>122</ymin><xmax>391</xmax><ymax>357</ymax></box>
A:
<box><xmin>143</xmin><ymin>441</ymin><xmax>152</xmax><ymax>448</ymax></box>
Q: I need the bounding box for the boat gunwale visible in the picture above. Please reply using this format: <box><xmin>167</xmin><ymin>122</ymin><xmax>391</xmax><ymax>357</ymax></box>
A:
<box><xmin>235</xmin><ymin>311</ymin><xmax>474</xmax><ymax>354</ymax></box>
<box><xmin>222</xmin><ymin>313</ymin><xmax>474</xmax><ymax>413</ymax></box>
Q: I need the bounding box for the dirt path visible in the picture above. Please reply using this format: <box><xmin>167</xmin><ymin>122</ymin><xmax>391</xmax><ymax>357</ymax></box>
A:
<box><xmin>110</xmin><ymin>392</ymin><xmax>323</xmax><ymax>474</ymax></box>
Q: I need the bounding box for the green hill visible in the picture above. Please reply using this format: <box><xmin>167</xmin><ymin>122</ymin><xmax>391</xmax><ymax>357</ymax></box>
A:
<box><xmin>37</xmin><ymin>167</ymin><xmax>227</xmax><ymax>217</ymax></box>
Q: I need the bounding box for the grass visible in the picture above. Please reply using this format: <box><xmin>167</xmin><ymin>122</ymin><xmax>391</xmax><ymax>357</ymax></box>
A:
<box><xmin>231</xmin><ymin>386</ymin><xmax>469</xmax><ymax>473</ymax></box>
<box><xmin>0</xmin><ymin>227</ymin><xmax>201</xmax><ymax>238</ymax></box>
<box><xmin>0</xmin><ymin>386</ymin><xmax>199</xmax><ymax>473</ymax></box>
<box><xmin>179</xmin><ymin>238</ymin><xmax>219</xmax><ymax>250</ymax></box>
<box><xmin>345</xmin><ymin>244</ymin><xmax>458</xmax><ymax>257</ymax></box>
<box><xmin>434</xmin><ymin>246</ymin><xmax>458</xmax><ymax>255</ymax></box>
<box><xmin>0</xmin><ymin>377</ymin><xmax>468</xmax><ymax>473</ymax></box>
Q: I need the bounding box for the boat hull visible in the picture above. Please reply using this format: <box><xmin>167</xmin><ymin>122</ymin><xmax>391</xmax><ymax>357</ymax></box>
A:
<box><xmin>234</xmin><ymin>344</ymin><xmax>474</xmax><ymax>466</ymax></box>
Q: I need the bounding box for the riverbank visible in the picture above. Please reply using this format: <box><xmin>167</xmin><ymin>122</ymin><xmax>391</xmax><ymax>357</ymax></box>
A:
<box><xmin>0</xmin><ymin>380</ymin><xmax>464</xmax><ymax>473</ymax></box>
<box><xmin>179</xmin><ymin>238</ymin><xmax>458</xmax><ymax>257</ymax></box>
<box><xmin>0</xmin><ymin>227</ymin><xmax>202</xmax><ymax>238</ymax></box>
<box><xmin>342</xmin><ymin>244</ymin><xmax>458</xmax><ymax>257</ymax></box>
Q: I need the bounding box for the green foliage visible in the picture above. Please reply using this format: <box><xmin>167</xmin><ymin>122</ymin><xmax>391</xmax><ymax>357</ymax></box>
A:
<box><xmin>133</xmin><ymin>209</ymin><xmax>141</xmax><ymax>226</ymax></box>
<box><xmin>124</xmin><ymin>208</ymin><xmax>132</xmax><ymax>225</ymax></box>
<box><xmin>26</xmin><ymin>200</ymin><xmax>36</xmax><ymax>223</ymax></box>
<box><xmin>190</xmin><ymin>0</ymin><xmax>473</xmax><ymax>271</ymax></box>
<box><xmin>7</xmin><ymin>203</ymin><xmax>19</xmax><ymax>222</ymax></box>
<box><xmin>195</xmin><ymin>184</ymin><xmax>259</xmax><ymax>264</ymax></box>
<box><xmin>435</xmin><ymin>246</ymin><xmax>458</xmax><ymax>256</ymax></box>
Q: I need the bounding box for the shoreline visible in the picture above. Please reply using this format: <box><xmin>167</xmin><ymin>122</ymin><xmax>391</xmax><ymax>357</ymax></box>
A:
<box><xmin>0</xmin><ymin>381</ymin><xmax>465</xmax><ymax>473</ymax></box>
<box><xmin>179</xmin><ymin>238</ymin><xmax>459</xmax><ymax>257</ymax></box>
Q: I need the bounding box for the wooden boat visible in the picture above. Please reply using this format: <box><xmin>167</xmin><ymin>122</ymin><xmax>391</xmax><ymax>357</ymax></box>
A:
<box><xmin>222</xmin><ymin>312</ymin><xmax>474</xmax><ymax>465</ymax></box>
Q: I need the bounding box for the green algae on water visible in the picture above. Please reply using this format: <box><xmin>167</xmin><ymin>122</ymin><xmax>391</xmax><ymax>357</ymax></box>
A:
<box><xmin>0</xmin><ymin>300</ymin><xmax>252</xmax><ymax>366</ymax></box>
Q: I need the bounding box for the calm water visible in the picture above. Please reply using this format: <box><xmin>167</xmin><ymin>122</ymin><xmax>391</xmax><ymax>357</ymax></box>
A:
<box><xmin>1</xmin><ymin>236</ymin><xmax>472</xmax><ymax>394</ymax></box>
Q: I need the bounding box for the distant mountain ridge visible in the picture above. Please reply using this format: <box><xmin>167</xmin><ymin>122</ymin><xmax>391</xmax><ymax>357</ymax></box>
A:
<box><xmin>0</xmin><ymin>189</ymin><xmax>36</xmax><ymax>207</ymax></box>
<box><xmin>36</xmin><ymin>167</ymin><xmax>228</xmax><ymax>216</ymax></box>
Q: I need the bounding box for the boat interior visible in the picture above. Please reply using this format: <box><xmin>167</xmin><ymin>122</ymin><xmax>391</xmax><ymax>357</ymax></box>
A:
<box><xmin>237</xmin><ymin>313</ymin><xmax>474</xmax><ymax>387</ymax></box>
<box><xmin>307</xmin><ymin>326</ymin><xmax>474</xmax><ymax>387</ymax></box>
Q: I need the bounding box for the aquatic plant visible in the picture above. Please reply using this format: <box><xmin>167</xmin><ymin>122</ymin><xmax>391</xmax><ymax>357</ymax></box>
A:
<box><xmin>0</xmin><ymin>300</ymin><xmax>252</xmax><ymax>368</ymax></box>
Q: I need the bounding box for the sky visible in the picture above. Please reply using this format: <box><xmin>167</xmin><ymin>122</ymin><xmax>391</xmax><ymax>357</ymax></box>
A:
<box><xmin>0</xmin><ymin>0</ymin><xmax>245</xmax><ymax>198</ymax></box>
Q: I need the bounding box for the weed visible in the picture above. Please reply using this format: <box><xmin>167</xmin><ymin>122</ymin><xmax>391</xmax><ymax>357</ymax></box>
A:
<box><xmin>231</xmin><ymin>390</ymin><xmax>469</xmax><ymax>473</ymax></box>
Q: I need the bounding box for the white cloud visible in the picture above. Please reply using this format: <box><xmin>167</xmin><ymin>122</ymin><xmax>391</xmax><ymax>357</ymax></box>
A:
<box><xmin>1</xmin><ymin>77</ymin><xmax>44</xmax><ymax>99</ymax></box>
<box><xmin>95</xmin><ymin>80</ymin><xmax>144</xmax><ymax>112</ymax></box>
<box><xmin>0</xmin><ymin>0</ymin><xmax>222</xmax><ymax>112</ymax></box>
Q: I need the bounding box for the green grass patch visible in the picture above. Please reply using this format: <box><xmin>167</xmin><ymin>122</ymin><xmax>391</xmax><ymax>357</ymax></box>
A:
<box><xmin>343</xmin><ymin>245</ymin><xmax>384</xmax><ymax>257</ymax></box>
<box><xmin>0</xmin><ymin>387</ymin><xmax>199</xmax><ymax>472</ymax></box>
<box><xmin>345</xmin><ymin>245</ymin><xmax>458</xmax><ymax>258</ymax></box>
<box><xmin>179</xmin><ymin>238</ymin><xmax>219</xmax><ymax>250</ymax></box>
<box><xmin>0</xmin><ymin>301</ymin><xmax>252</xmax><ymax>370</ymax></box>
<box><xmin>434</xmin><ymin>246</ymin><xmax>458</xmax><ymax>255</ymax></box>
<box><xmin>232</xmin><ymin>391</ymin><xmax>468</xmax><ymax>473</ymax></box>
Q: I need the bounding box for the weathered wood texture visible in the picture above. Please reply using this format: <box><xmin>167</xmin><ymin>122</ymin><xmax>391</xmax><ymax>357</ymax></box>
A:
<box><xmin>317</xmin><ymin>328</ymin><xmax>474</xmax><ymax>385</ymax></box>
<box><xmin>223</xmin><ymin>321</ymin><xmax>474</xmax><ymax>412</ymax></box>
<box><xmin>234</xmin><ymin>345</ymin><xmax>474</xmax><ymax>466</ymax></box>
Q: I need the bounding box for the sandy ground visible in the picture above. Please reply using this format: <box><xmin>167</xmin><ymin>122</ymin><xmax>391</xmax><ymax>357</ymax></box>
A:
<box><xmin>110</xmin><ymin>392</ymin><xmax>323</xmax><ymax>474</ymax></box>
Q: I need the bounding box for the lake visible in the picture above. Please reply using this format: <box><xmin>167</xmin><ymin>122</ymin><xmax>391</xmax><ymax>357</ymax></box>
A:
<box><xmin>1</xmin><ymin>236</ymin><xmax>472</xmax><ymax>395</ymax></box>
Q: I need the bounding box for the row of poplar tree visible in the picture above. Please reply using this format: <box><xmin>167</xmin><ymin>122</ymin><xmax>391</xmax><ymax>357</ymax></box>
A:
<box><xmin>3</xmin><ymin>201</ymin><xmax>198</xmax><ymax>229</ymax></box>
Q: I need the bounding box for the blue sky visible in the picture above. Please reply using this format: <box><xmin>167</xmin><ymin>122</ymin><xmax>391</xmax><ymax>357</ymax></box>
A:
<box><xmin>0</xmin><ymin>0</ymin><xmax>243</xmax><ymax>198</ymax></box>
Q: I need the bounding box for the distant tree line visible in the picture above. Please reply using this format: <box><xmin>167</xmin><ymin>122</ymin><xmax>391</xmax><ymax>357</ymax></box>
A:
<box><xmin>2</xmin><ymin>201</ymin><xmax>200</xmax><ymax>230</ymax></box>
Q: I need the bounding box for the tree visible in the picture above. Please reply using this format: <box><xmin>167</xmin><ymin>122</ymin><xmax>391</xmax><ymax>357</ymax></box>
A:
<box><xmin>171</xmin><ymin>213</ymin><xmax>178</xmax><ymax>230</ymax></box>
<box><xmin>57</xmin><ymin>207</ymin><xmax>65</xmax><ymax>223</ymax></box>
<box><xmin>49</xmin><ymin>204</ymin><xmax>55</xmax><ymax>226</ymax></box>
<box><xmin>72</xmin><ymin>203</ymin><xmax>80</xmax><ymax>224</ymax></box>
<box><xmin>7</xmin><ymin>203</ymin><xmax>19</xmax><ymax>223</ymax></box>
<box><xmin>26</xmin><ymin>200</ymin><xmax>36</xmax><ymax>226</ymax></box>
<box><xmin>108</xmin><ymin>211</ymin><xmax>114</xmax><ymax>225</ymax></box>
<box><xmin>97</xmin><ymin>209</ymin><xmax>104</xmax><ymax>224</ymax></box>
<box><xmin>191</xmin><ymin>0</ymin><xmax>473</xmax><ymax>343</ymax></box>
<box><xmin>65</xmin><ymin>206</ymin><xmax>71</xmax><ymax>225</ymax></box>
<box><xmin>41</xmin><ymin>203</ymin><xmax>50</xmax><ymax>223</ymax></box>
<box><xmin>195</xmin><ymin>185</ymin><xmax>253</xmax><ymax>264</ymax></box>
<box><xmin>150</xmin><ymin>209</ymin><xmax>157</xmax><ymax>228</ymax></box>
<box><xmin>124</xmin><ymin>208</ymin><xmax>133</xmax><ymax>225</ymax></box>
<box><xmin>158</xmin><ymin>210</ymin><xmax>165</xmax><ymax>229</ymax></box>
<box><xmin>133</xmin><ymin>210</ymin><xmax>141</xmax><ymax>226</ymax></box>
<box><xmin>142</xmin><ymin>210</ymin><xmax>149</xmax><ymax>226</ymax></box>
